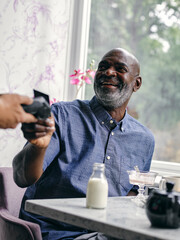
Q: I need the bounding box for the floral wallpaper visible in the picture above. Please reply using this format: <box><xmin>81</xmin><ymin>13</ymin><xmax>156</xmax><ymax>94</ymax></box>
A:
<box><xmin>0</xmin><ymin>0</ymin><xmax>71</xmax><ymax>166</ymax></box>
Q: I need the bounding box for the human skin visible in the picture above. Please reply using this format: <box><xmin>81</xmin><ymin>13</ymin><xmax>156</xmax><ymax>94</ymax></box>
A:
<box><xmin>94</xmin><ymin>48</ymin><xmax>142</xmax><ymax>196</ymax></box>
<box><xmin>13</xmin><ymin>48</ymin><xmax>141</xmax><ymax>194</ymax></box>
<box><xmin>94</xmin><ymin>48</ymin><xmax>142</xmax><ymax>122</ymax></box>
<box><xmin>12</xmin><ymin>116</ymin><xmax>55</xmax><ymax>187</ymax></box>
<box><xmin>0</xmin><ymin>93</ymin><xmax>37</xmax><ymax>129</ymax></box>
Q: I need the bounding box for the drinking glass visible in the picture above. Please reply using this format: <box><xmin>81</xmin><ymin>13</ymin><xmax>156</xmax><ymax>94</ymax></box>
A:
<box><xmin>127</xmin><ymin>170</ymin><xmax>158</xmax><ymax>207</ymax></box>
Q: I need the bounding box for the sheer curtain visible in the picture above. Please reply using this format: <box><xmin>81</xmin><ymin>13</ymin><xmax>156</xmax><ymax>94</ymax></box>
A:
<box><xmin>0</xmin><ymin>0</ymin><xmax>71</xmax><ymax>166</ymax></box>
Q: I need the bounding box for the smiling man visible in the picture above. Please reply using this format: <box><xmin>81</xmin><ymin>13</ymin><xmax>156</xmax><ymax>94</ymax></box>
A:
<box><xmin>13</xmin><ymin>48</ymin><xmax>155</xmax><ymax>240</ymax></box>
<box><xmin>94</xmin><ymin>48</ymin><xmax>141</xmax><ymax>120</ymax></box>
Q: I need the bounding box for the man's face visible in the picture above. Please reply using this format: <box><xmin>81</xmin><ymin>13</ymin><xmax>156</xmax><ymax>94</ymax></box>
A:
<box><xmin>94</xmin><ymin>49</ymin><xmax>138</xmax><ymax>110</ymax></box>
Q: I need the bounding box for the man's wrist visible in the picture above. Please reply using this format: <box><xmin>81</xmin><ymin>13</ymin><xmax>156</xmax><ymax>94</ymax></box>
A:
<box><xmin>29</xmin><ymin>142</ymin><xmax>48</xmax><ymax>151</ymax></box>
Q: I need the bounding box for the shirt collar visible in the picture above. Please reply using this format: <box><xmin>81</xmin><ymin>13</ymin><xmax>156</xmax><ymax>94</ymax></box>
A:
<box><xmin>89</xmin><ymin>96</ymin><xmax>128</xmax><ymax>132</ymax></box>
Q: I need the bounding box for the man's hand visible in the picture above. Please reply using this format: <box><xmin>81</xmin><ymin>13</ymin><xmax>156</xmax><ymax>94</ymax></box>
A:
<box><xmin>0</xmin><ymin>93</ymin><xmax>37</xmax><ymax>129</ymax></box>
<box><xmin>13</xmin><ymin>115</ymin><xmax>55</xmax><ymax>187</ymax></box>
<box><xmin>127</xmin><ymin>190</ymin><xmax>138</xmax><ymax>196</ymax></box>
<box><xmin>21</xmin><ymin>115</ymin><xmax>55</xmax><ymax>149</ymax></box>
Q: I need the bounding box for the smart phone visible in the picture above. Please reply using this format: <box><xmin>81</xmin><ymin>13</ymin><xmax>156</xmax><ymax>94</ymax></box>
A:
<box><xmin>22</xmin><ymin>89</ymin><xmax>51</xmax><ymax>119</ymax></box>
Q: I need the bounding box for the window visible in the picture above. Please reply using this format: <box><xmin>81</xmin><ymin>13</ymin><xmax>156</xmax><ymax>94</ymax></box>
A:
<box><xmin>85</xmin><ymin>0</ymin><xmax>180</xmax><ymax>164</ymax></box>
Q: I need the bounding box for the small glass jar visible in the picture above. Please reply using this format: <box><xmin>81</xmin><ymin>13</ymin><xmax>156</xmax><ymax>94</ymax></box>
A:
<box><xmin>86</xmin><ymin>163</ymin><xmax>108</xmax><ymax>209</ymax></box>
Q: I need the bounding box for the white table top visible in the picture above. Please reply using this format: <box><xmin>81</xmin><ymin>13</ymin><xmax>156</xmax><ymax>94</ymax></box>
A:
<box><xmin>25</xmin><ymin>196</ymin><xmax>180</xmax><ymax>240</ymax></box>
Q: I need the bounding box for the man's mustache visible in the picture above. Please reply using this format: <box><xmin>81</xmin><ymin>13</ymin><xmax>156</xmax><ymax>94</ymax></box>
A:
<box><xmin>97</xmin><ymin>77</ymin><xmax>123</xmax><ymax>87</ymax></box>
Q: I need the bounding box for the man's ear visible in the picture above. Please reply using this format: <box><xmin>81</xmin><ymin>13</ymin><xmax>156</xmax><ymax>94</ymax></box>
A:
<box><xmin>133</xmin><ymin>76</ymin><xmax>142</xmax><ymax>92</ymax></box>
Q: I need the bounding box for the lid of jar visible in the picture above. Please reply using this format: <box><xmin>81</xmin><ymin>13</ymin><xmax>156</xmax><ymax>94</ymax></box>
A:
<box><xmin>153</xmin><ymin>181</ymin><xmax>180</xmax><ymax>198</ymax></box>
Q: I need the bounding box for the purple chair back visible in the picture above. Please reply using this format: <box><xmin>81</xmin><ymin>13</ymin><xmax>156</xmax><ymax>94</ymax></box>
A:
<box><xmin>0</xmin><ymin>167</ymin><xmax>42</xmax><ymax>240</ymax></box>
<box><xmin>0</xmin><ymin>167</ymin><xmax>25</xmax><ymax>217</ymax></box>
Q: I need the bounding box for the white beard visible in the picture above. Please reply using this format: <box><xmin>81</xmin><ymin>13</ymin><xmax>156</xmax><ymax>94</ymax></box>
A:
<box><xmin>94</xmin><ymin>81</ymin><xmax>134</xmax><ymax>109</ymax></box>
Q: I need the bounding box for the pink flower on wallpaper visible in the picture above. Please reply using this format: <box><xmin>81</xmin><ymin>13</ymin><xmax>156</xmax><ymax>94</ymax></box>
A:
<box><xmin>39</xmin><ymin>65</ymin><xmax>55</xmax><ymax>82</ymax></box>
<box><xmin>50</xmin><ymin>40</ymin><xmax>59</xmax><ymax>56</ymax></box>
<box><xmin>27</xmin><ymin>12</ymin><xmax>38</xmax><ymax>34</ymax></box>
<box><xmin>25</xmin><ymin>3</ymin><xmax>51</xmax><ymax>36</ymax></box>
<box><xmin>1</xmin><ymin>0</ymin><xmax>71</xmax><ymax>165</ymax></box>
<box><xmin>13</xmin><ymin>0</ymin><xmax>18</xmax><ymax>12</ymax></box>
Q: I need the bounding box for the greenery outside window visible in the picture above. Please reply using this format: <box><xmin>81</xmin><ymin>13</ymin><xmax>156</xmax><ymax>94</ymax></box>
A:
<box><xmin>85</xmin><ymin>0</ymin><xmax>180</xmax><ymax>164</ymax></box>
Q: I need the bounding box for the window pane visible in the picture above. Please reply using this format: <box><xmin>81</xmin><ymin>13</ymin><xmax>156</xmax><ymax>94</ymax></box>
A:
<box><xmin>85</xmin><ymin>0</ymin><xmax>180</xmax><ymax>163</ymax></box>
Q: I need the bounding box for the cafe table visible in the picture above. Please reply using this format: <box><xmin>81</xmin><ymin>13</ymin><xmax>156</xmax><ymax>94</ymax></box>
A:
<box><xmin>25</xmin><ymin>196</ymin><xmax>180</xmax><ymax>240</ymax></box>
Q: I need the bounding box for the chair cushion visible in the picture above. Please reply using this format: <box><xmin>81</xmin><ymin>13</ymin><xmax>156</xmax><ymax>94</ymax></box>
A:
<box><xmin>0</xmin><ymin>167</ymin><xmax>26</xmax><ymax>217</ymax></box>
<box><xmin>0</xmin><ymin>208</ymin><xmax>36</xmax><ymax>240</ymax></box>
<box><xmin>0</xmin><ymin>167</ymin><xmax>42</xmax><ymax>240</ymax></box>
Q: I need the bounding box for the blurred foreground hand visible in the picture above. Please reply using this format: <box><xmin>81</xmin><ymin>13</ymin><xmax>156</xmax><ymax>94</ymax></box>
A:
<box><xmin>0</xmin><ymin>93</ymin><xmax>37</xmax><ymax>129</ymax></box>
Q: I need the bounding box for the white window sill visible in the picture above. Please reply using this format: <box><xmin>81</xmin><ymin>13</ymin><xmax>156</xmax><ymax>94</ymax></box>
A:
<box><xmin>151</xmin><ymin>160</ymin><xmax>180</xmax><ymax>177</ymax></box>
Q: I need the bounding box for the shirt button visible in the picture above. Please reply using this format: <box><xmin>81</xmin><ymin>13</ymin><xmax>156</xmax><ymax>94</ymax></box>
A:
<box><xmin>111</xmin><ymin>132</ymin><xmax>114</xmax><ymax>136</ymax></box>
<box><xmin>110</xmin><ymin>120</ymin><xmax>113</xmax><ymax>124</ymax></box>
<box><xmin>102</xmin><ymin>121</ymin><xmax>104</xmax><ymax>124</ymax></box>
<box><xmin>121</xmin><ymin>127</ymin><xmax>124</xmax><ymax>131</ymax></box>
<box><xmin>107</xmin><ymin>156</ymin><xmax>111</xmax><ymax>160</ymax></box>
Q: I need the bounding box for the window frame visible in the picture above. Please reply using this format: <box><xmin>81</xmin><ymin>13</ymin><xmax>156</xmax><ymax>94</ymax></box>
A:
<box><xmin>65</xmin><ymin>0</ymin><xmax>180</xmax><ymax>176</ymax></box>
<box><xmin>63</xmin><ymin>0</ymin><xmax>91</xmax><ymax>101</ymax></box>
<box><xmin>151</xmin><ymin>160</ymin><xmax>180</xmax><ymax>177</ymax></box>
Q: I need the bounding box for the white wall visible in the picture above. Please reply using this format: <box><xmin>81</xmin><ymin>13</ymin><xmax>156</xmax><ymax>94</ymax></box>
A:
<box><xmin>0</xmin><ymin>0</ymin><xmax>72</xmax><ymax>100</ymax></box>
<box><xmin>0</xmin><ymin>0</ymin><xmax>83</xmax><ymax>166</ymax></box>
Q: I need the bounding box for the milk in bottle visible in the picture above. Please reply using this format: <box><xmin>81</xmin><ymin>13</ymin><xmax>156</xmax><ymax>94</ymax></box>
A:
<box><xmin>86</xmin><ymin>163</ymin><xmax>108</xmax><ymax>209</ymax></box>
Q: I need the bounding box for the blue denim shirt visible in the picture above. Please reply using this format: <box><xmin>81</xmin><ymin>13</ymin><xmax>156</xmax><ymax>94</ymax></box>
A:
<box><xmin>20</xmin><ymin>96</ymin><xmax>155</xmax><ymax>239</ymax></box>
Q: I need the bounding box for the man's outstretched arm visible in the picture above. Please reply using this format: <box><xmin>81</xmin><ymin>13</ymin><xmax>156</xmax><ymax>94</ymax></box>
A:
<box><xmin>12</xmin><ymin>117</ymin><xmax>55</xmax><ymax>188</ymax></box>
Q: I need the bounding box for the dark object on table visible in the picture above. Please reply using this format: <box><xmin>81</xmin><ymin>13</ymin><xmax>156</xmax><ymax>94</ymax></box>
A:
<box><xmin>146</xmin><ymin>181</ymin><xmax>180</xmax><ymax>228</ymax></box>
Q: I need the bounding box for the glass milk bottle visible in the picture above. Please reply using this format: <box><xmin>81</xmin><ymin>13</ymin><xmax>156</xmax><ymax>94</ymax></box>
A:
<box><xmin>86</xmin><ymin>163</ymin><xmax>108</xmax><ymax>209</ymax></box>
